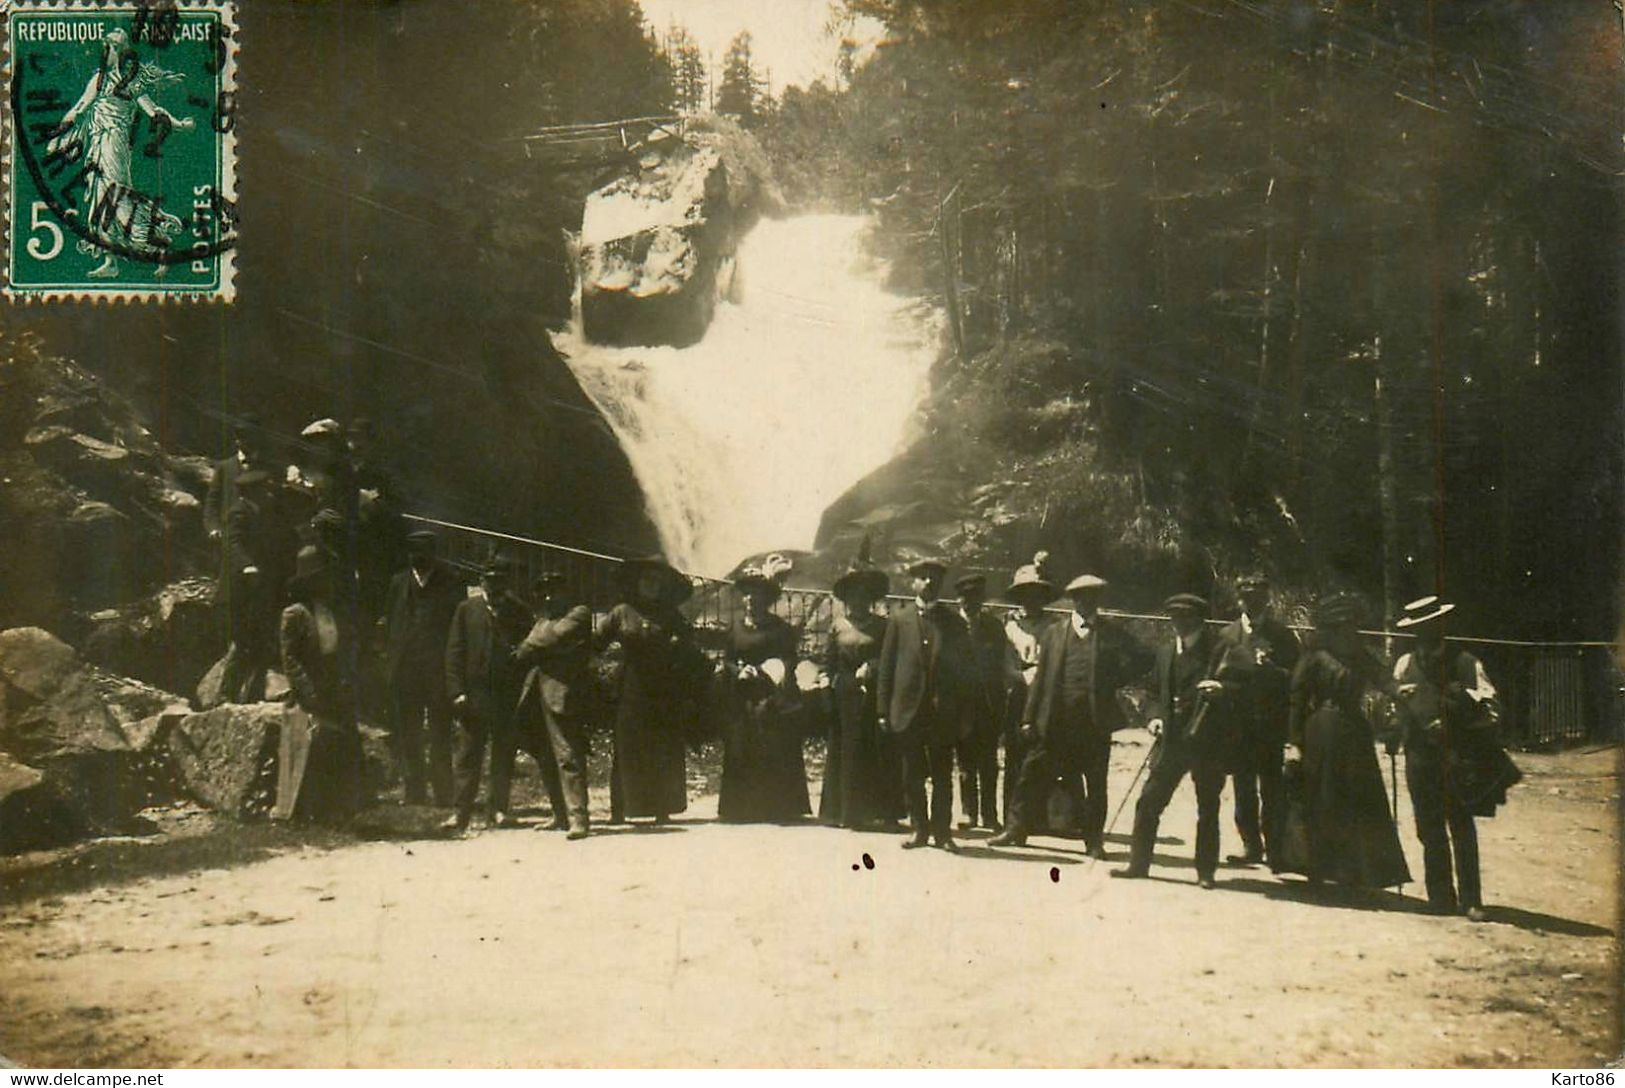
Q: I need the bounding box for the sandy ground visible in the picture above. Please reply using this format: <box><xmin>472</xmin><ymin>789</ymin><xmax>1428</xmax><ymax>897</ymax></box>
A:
<box><xmin>0</xmin><ymin>735</ymin><xmax>1617</xmax><ymax>1068</ymax></box>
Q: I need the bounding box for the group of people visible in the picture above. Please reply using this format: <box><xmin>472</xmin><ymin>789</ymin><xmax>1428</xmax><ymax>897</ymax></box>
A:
<box><xmin>203</xmin><ymin>423</ymin><xmax>1520</xmax><ymax>918</ymax></box>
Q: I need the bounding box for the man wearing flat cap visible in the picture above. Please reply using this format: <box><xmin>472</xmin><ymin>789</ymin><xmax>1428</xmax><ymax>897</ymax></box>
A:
<box><xmin>382</xmin><ymin>529</ymin><xmax>466</xmax><ymax>805</ymax></box>
<box><xmin>991</xmin><ymin>572</ymin><xmax>1151</xmax><ymax>856</ymax></box>
<box><xmin>954</xmin><ymin>573</ymin><xmax>1007</xmax><ymax>831</ymax></box>
<box><xmin>1211</xmin><ymin>573</ymin><xmax>1300</xmax><ymax>866</ymax></box>
<box><xmin>1113</xmin><ymin>594</ymin><xmax>1229</xmax><ymax>886</ymax></box>
<box><xmin>443</xmin><ymin>556</ymin><xmax>533</xmax><ymax>832</ymax></box>
<box><xmin>1388</xmin><ymin>596</ymin><xmax>1521</xmax><ymax>920</ymax></box>
<box><xmin>877</xmin><ymin>558</ymin><xmax>975</xmax><ymax>851</ymax></box>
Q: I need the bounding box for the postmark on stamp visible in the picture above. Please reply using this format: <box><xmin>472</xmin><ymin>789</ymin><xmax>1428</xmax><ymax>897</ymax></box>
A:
<box><xmin>4</xmin><ymin>0</ymin><xmax>237</xmax><ymax>302</ymax></box>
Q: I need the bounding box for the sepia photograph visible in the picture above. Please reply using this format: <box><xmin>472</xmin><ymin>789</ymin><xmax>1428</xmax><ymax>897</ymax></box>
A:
<box><xmin>0</xmin><ymin>0</ymin><xmax>1619</xmax><ymax>1071</ymax></box>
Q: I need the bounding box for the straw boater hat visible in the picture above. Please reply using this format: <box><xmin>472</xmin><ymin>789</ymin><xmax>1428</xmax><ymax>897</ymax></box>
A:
<box><xmin>299</xmin><ymin>417</ymin><xmax>344</xmax><ymax>440</ymax></box>
<box><xmin>1064</xmin><ymin>573</ymin><xmax>1108</xmax><ymax>595</ymax></box>
<box><xmin>1396</xmin><ymin>595</ymin><xmax>1455</xmax><ymax>629</ymax></box>
<box><xmin>621</xmin><ymin>555</ymin><xmax>693</xmax><ymax>606</ymax></box>
<box><xmin>1002</xmin><ymin>552</ymin><xmax>1057</xmax><ymax>609</ymax></box>
<box><xmin>1163</xmin><ymin>593</ymin><xmax>1209</xmax><ymax>616</ymax></box>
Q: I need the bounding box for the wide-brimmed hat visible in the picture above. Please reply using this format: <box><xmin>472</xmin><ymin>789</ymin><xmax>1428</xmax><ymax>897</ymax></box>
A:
<box><xmin>833</xmin><ymin>563</ymin><xmax>888</xmax><ymax>602</ymax></box>
<box><xmin>1311</xmin><ymin>591</ymin><xmax>1363</xmax><ymax>628</ymax></box>
<box><xmin>954</xmin><ymin>573</ymin><xmax>988</xmax><ymax>596</ymax></box>
<box><xmin>621</xmin><ymin>555</ymin><xmax>693</xmax><ymax>606</ymax></box>
<box><xmin>405</xmin><ymin>528</ymin><xmax>437</xmax><ymax>552</ymax></box>
<box><xmin>905</xmin><ymin>558</ymin><xmax>948</xmax><ymax>580</ymax></box>
<box><xmin>1396</xmin><ymin>595</ymin><xmax>1455</xmax><ymax>629</ymax></box>
<box><xmin>733</xmin><ymin>553</ymin><xmax>793</xmax><ymax>600</ymax></box>
<box><xmin>1003</xmin><ymin>553</ymin><xmax>1057</xmax><ymax>608</ymax></box>
<box><xmin>1236</xmin><ymin>572</ymin><xmax>1271</xmax><ymax>592</ymax></box>
<box><xmin>299</xmin><ymin>417</ymin><xmax>343</xmax><ymax>440</ymax></box>
<box><xmin>1164</xmin><ymin>593</ymin><xmax>1210</xmax><ymax>616</ymax></box>
<box><xmin>1064</xmin><ymin>573</ymin><xmax>1108</xmax><ymax>595</ymax></box>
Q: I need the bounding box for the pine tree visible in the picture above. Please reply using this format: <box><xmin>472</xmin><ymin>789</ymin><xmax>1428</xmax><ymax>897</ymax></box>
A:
<box><xmin>666</xmin><ymin>22</ymin><xmax>708</xmax><ymax>115</ymax></box>
<box><xmin>717</xmin><ymin>31</ymin><xmax>763</xmax><ymax>126</ymax></box>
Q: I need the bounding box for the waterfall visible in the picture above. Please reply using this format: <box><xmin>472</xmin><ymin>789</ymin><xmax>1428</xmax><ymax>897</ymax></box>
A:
<box><xmin>553</xmin><ymin>215</ymin><xmax>941</xmax><ymax>578</ymax></box>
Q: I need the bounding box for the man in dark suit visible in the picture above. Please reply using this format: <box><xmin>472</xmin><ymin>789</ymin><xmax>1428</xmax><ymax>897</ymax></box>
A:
<box><xmin>1112</xmin><ymin>594</ymin><xmax>1229</xmax><ymax>887</ymax></box>
<box><xmin>954</xmin><ymin>573</ymin><xmax>1007</xmax><ymax>832</ymax></box>
<box><xmin>444</xmin><ymin>556</ymin><xmax>534</xmax><ymax>832</ymax></box>
<box><xmin>217</xmin><ymin>468</ymin><xmax>298</xmax><ymax>702</ymax></box>
<box><xmin>383</xmin><ymin>529</ymin><xmax>466</xmax><ymax>805</ymax></box>
<box><xmin>877</xmin><ymin>558</ymin><xmax>973</xmax><ymax>852</ymax></box>
<box><xmin>1212</xmin><ymin>572</ymin><xmax>1300</xmax><ymax>866</ymax></box>
<box><xmin>990</xmin><ymin>573</ymin><xmax>1150</xmax><ymax>858</ymax></box>
<box><xmin>513</xmin><ymin>572</ymin><xmax>592</xmax><ymax>839</ymax></box>
<box><xmin>204</xmin><ymin>413</ymin><xmax>277</xmax><ymax>550</ymax></box>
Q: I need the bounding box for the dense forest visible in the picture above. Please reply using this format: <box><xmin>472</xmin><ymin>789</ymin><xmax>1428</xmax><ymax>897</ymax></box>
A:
<box><xmin>758</xmin><ymin>0</ymin><xmax>1621</xmax><ymax>643</ymax></box>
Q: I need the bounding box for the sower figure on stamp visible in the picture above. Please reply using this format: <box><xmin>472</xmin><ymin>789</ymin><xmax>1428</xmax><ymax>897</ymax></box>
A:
<box><xmin>45</xmin><ymin>25</ymin><xmax>196</xmax><ymax>279</ymax></box>
<box><xmin>1112</xmin><ymin>595</ymin><xmax>1230</xmax><ymax>887</ymax></box>
<box><xmin>954</xmin><ymin>574</ymin><xmax>1007</xmax><ymax>833</ymax></box>
<box><xmin>990</xmin><ymin>573</ymin><xmax>1150</xmax><ymax>858</ymax></box>
<box><xmin>877</xmin><ymin>558</ymin><xmax>973</xmax><ymax>853</ymax></box>
<box><xmin>442</xmin><ymin>557</ymin><xmax>534</xmax><ymax>833</ymax></box>
<box><xmin>1388</xmin><ymin>596</ymin><xmax>1521</xmax><ymax>921</ymax></box>
<box><xmin>382</xmin><ymin>530</ymin><xmax>465</xmax><ymax>806</ymax></box>
<box><xmin>514</xmin><ymin>573</ymin><xmax>594</xmax><ymax>840</ymax></box>
<box><xmin>1214</xmin><ymin>573</ymin><xmax>1300</xmax><ymax>867</ymax></box>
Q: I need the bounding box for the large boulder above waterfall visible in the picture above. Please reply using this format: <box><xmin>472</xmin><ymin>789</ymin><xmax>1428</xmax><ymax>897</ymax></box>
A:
<box><xmin>579</xmin><ymin>119</ymin><xmax>780</xmax><ymax>348</ymax></box>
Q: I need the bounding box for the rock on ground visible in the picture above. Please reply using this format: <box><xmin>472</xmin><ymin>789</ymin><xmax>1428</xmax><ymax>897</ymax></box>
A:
<box><xmin>164</xmin><ymin>704</ymin><xmax>284</xmax><ymax>819</ymax></box>
<box><xmin>0</xmin><ymin>627</ymin><xmax>189</xmax><ymax>853</ymax></box>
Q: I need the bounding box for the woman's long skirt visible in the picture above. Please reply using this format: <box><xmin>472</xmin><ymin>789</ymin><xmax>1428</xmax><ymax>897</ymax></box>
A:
<box><xmin>1277</xmin><ymin>706</ymin><xmax>1411</xmax><ymax>888</ymax></box>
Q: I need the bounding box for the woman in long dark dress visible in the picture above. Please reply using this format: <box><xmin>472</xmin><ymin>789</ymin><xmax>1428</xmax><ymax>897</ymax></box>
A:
<box><xmin>717</xmin><ymin>561</ymin><xmax>811</xmax><ymax>822</ymax></box>
<box><xmin>818</xmin><ymin>562</ymin><xmax>900</xmax><ymax>829</ymax></box>
<box><xmin>595</xmin><ymin>557</ymin><xmax>702</xmax><ymax>823</ymax></box>
<box><xmin>1278</xmin><ymin>593</ymin><xmax>1411</xmax><ymax>889</ymax></box>
<box><xmin>275</xmin><ymin>544</ymin><xmax>365</xmax><ymax>824</ymax></box>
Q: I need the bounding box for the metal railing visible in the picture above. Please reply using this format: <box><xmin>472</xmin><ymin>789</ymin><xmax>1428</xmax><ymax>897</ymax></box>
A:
<box><xmin>404</xmin><ymin>514</ymin><xmax>1621</xmax><ymax>748</ymax></box>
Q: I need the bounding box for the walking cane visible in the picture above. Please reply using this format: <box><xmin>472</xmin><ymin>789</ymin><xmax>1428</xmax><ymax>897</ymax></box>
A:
<box><xmin>1387</xmin><ymin>746</ymin><xmax>1405</xmax><ymax>898</ymax></box>
<box><xmin>1092</xmin><ymin>735</ymin><xmax>1157</xmax><ymax>870</ymax></box>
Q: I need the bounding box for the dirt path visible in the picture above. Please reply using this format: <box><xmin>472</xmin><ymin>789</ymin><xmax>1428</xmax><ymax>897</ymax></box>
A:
<box><xmin>0</xmin><ymin>739</ymin><xmax>1617</xmax><ymax>1068</ymax></box>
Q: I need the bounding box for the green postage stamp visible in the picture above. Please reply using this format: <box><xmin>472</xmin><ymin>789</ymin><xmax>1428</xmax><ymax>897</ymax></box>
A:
<box><xmin>4</xmin><ymin>0</ymin><xmax>237</xmax><ymax>301</ymax></box>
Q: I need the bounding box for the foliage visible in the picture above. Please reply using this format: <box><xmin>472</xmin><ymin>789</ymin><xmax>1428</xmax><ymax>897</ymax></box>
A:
<box><xmin>717</xmin><ymin>31</ymin><xmax>773</xmax><ymax>127</ymax></box>
<box><xmin>761</xmin><ymin>0</ymin><xmax>1621</xmax><ymax>637</ymax></box>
